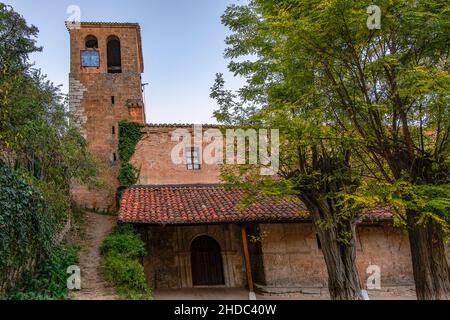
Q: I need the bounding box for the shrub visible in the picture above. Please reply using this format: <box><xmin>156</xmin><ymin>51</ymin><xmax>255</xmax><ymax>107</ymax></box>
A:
<box><xmin>100</xmin><ymin>224</ymin><xmax>152</xmax><ymax>300</ymax></box>
<box><xmin>100</xmin><ymin>227</ymin><xmax>145</xmax><ymax>259</ymax></box>
<box><xmin>102</xmin><ymin>255</ymin><xmax>150</xmax><ymax>300</ymax></box>
<box><xmin>6</xmin><ymin>245</ymin><xmax>79</xmax><ymax>300</ymax></box>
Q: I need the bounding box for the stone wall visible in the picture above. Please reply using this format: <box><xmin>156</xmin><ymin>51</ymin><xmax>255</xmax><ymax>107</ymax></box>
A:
<box><xmin>68</xmin><ymin>23</ymin><xmax>145</xmax><ymax>212</ymax></box>
<box><xmin>254</xmin><ymin>223</ymin><xmax>450</xmax><ymax>290</ymax></box>
<box><xmin>252</xmin><ymin>223</ymin><xmax>328</xmax><ymax>288</ymax></box>
<box><xmin>138</xmin><ymin>224</ymin><xmax>246</xmax><ymax>289</ymax></box>
<box><xmin>139</xmin><ymin>222</ymin><xmax>450</xmax><ymax>292</ymax></box>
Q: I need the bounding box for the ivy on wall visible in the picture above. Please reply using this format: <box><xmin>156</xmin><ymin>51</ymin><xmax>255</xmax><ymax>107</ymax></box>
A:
<box><xmin>117</xmin><ymin>120</ymin><xmax>144</xmax><ymax>203</ymax></box>
<box><xmin>118</xmin><ymin>120</ymin><xmax>143</xmax><ymax>187</ymax></box>
<box><xmin>6</xmin><ymin>245</ymin><xmax>79</xmax><ymax>300</ymax></box>
<box><xmin>0</xmin><ymin>161</ymin><xmax>56</xmax><ymax>294</ymax></box>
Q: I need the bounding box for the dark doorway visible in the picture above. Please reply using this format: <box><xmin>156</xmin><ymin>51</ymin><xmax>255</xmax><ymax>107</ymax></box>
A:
<box><xmin>191</xmin><ymin>236</ymin><xmax>225</xmax><ymax>286</ymax></box>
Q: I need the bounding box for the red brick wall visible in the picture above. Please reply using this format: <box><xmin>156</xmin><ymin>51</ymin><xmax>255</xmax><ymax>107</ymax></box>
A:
<box><xmin>131</xmin><ymin>126</ymin><xmax>221</xmax><ymax>185</ymax></box>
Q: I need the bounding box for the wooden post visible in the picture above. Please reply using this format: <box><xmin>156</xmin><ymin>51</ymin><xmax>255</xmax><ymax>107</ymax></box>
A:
<box><xmin>241</xmin><ymin>224</ymin><xmax>254</xmax><ymax>293</ymax></box>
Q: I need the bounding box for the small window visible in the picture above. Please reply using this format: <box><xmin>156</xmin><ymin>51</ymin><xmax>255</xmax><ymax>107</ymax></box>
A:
<box><xmin>112</xmin><ymin>126</ymin><xmax>116</xmax><ymax>135</ymax></box>
<box><xmin>186</xmin><ymin>147</ymin><xmax>201</xmax><ymax>171</ymax></box>
<box><xmin>113</xmin><ymin>153</ymin><xmax>117</xmax><ymax>162</ymax></box>
<box><xmin>111</xmin><ymin>96</ymin><xmax>115</xmax><ymax>105</ymax></box>
<box><xmin>316</xmin><ymin>234</ymin><xmax>322</xmax><ymax>250</ymax></box>
<box><xmin>85</xmin><ymin>35</ymin><xmax>98</xmax><ymax>49</ymax></box>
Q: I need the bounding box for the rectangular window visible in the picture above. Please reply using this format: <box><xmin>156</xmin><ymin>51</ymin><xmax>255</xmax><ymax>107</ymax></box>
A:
<box><xmin>186</xmin><ymin>147</ymin><xmax>201</xmax><ymax>171</ymax></box>
<box><xmin>112</xmin><ymin>126</ymin><xmax>116</xmax><ymax>135</ymax></box>
<box><xmin>111</xmin><ymin>96</ymin><xmax>115</xmax><ymax>105</ymax></box>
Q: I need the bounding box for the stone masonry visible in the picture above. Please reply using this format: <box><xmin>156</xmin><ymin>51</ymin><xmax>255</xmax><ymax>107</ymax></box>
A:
<box><xmin>68</xmin><ymin>22</ymin><xmax>145</xmax><ymax>212</ymax></box>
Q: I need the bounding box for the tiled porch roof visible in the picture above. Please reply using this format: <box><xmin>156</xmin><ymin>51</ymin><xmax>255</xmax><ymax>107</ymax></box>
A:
<box><xmin>118</xmin><ymin>185</ymin><xmax>392</xmax><ymax>225</ymax></box>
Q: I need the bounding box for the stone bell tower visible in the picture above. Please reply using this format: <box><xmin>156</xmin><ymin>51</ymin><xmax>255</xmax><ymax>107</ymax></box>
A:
<box><xmin>67</xmin><ymin>22</ymin><xmax>146</xmax><ymax>212</ymax></box>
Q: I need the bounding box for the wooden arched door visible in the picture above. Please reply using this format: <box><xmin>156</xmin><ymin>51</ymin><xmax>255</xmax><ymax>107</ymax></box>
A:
<box><xmin>191</xmin><ymin>236</ymin><xmax>225</xmax><ymax>286</ymax></box>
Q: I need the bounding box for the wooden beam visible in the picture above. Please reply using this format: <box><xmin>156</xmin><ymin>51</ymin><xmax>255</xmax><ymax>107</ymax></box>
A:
<box><xmin>241</xmin><ymin>224</ymin><xmax>254</xmax><ymax>292</ymax></box>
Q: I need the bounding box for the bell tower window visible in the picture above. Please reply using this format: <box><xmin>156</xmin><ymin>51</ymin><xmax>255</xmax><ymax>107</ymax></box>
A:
<box><xmin>107</xmin><ymin>36</ymin><xmax>122</xmax><ymax>73</ymax></box>
<box><xmin>85</xmin><ymin>35</ymin><xmax>98</xmax><ymax>49</ymax></box>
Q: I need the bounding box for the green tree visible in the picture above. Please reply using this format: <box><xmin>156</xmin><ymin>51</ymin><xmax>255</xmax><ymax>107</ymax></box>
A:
<box><xmin>0</xmin><ymin>3</ymin><xmax>97</xmax><ymax>203</ymax></box>
<box><xmin>213</xmin><ymin>72</ymin><xmax>369</xmax><ymax>299</ymax></box>
<box><xmin>0</xmin><ymin>3</ymin><xmax>97</xmax><ymax>293</ymax></box>
<box><xmin>214</xmin><ymin>0</ymin><xmax>449</xmax><ymax>300</ymax></box>
<box><xmin>211</xmin><ymin>11</ymin><xmax>375</xmax><ymax>300</ymax></box>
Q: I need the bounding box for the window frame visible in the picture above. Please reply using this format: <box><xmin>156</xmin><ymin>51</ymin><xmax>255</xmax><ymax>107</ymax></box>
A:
<box><xmin>186</xmin><ymin>146</ymin><xmax>201</xmax><ymax>171</ymax></box>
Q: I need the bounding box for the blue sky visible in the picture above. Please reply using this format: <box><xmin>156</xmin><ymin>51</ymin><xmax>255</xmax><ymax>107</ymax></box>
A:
<box><xmin>4</xmin><ymin>0</ymin><xmax>247</xmax><ymax>124</ymax></box>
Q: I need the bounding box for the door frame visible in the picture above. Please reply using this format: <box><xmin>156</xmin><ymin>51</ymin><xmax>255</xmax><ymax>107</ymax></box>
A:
<box><xmin>190</xmin><ymin>235</ymin><xmax>226</xmax><ymax>287</ymax></box>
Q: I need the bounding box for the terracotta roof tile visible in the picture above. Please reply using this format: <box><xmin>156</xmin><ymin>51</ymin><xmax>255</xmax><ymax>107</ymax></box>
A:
<box><xmin>118</xmin><ymin>185</ymin><xmax>392</xmax><ymax>225</ymax></box>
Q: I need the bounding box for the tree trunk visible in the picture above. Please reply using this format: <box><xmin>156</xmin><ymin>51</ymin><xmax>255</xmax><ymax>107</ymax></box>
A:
<box><xmin>406</xmin><ymin>210</ymin><xmax>450</xmax><ymax>300</ymax></box>
<box><xmin>316</xmin><ymin>225</ymin><xmax>363</xmax><ymax>300</ymax></box>
<box><xmin>302</xmin><ymin>196</ymin><xmax>363</xmax><ymax>300</ymax></box>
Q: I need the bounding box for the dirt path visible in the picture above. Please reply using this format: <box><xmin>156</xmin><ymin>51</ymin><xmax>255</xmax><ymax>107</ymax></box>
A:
<box><xmin>71</xmin><ymin>212</ymin><xmax>119</xmax><ymax>300</ymax></box>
